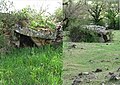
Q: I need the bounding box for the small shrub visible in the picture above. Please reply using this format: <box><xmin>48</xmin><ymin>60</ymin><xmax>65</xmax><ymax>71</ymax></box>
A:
<box><xmin>0</xmin><ymin>34</ymin><xmax>6</xmax><ymax>48</ymax></box>
<box><xmin>0</xmin><ymin>33</ymin><xmax>15</xmax><ymax>55</ymax></box>
<box><xmin>105</xmin><ymin>8</ymin><xmax>119</xmax><ymax>30</ymax></box>
<box><xmin>114</xmin><ymin>15</ymin><xmax>120</xmax><ymax>30</ymax></box>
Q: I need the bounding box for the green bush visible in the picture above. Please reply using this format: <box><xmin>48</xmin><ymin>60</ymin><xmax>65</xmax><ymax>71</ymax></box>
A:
<box><xmin>0</xmin><ymin>34</ymin><xmax>15</xmax><ymax>55</ymax></box>
<box><xmin>105</xmin><ymin>8</ymin><xmax>119</xmax><ymax>30</ymax></box>
<box><xmin>0</xmin><ymin>34</ymin><xmax>6</xmax><ymax>48</ymax></box>
<box><xmin>68</xmin><ymin>24</ymin><xmax>99</xmax><ymax>42</ymax></box>
<box><xmin>29</xmin><ymin>16</ymin><xmax>56</xmax><ymax>29</ymax></box>
<box><xmin>115</xmin><ymin>15</ymin><xmax>120</xmax><ymax>30</ymax></box>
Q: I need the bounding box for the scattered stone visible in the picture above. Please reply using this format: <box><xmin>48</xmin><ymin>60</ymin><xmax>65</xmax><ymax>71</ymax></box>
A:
<box><xmin>69</xmin><ymin>44</ymin><xmax>77</xmax><ymax>49</ymax></box>
<box><xmin>109</xmin><ymin>74</ymin><xmax>120</xmax><ymax>81</ymax></box>
<box><xmin>94</xmin><ymin>68</ymin><xmax>102</xmax><ymax>73</ymax></box>
<box><xmin>115</xmin><ymin>58</ymin><xmax>119</xmax><ymax>60</ymax></box>
<box><xmin>105</xmin><ymin>67</ymin><xmax>109</xmax><ymax>70</ymax></box>
<box><xmin>78</xmin><ymin>72</ymin><xmax>82</xmax><ymax>76</ymax></box>
<box><xmin>78</xmin><ymin>72</ymin><xmax>89</xmax><ymax>77</ymax></box>
<box><xmin>72</xmin><ymin>44</ymin><xmax>77</xmax><ymax>48</ymax></box>
<box><xmin>106</xmin><ymin>43</ymin><xmax>109</xmax><ymax>45</ymax></box>
<box><xmin>101</xmin><ymin>60</ymin><xmax>105</xmax><ymax>62</ymax></box>
<box><xmin>89</xmin><ymin>60</ymin><xmax>94</xmax><ymax>63</ymax></box>
<box><xmin>72</xmin><ymin>78</ymin><xmax>83</xmax><ymax>85</ymax></box>
<box><xmin>82</xmin><ymin>72</ymin><xmax>89</xmax><ymax>75</ymax></box>
<box><xmin>100</xmin><ymin>82</ymin><xmax>105</xmax><ymax>85</ymax></box>
<box><xmin>109</xmin><ymin>72</ymin><xmax>114</xmax><ymax>75</ymax></box>
<box><xmin>72</xmin><ymin>71</ymin><xmax>97</xmax><ymax>85</ymax></box>
<box><xmin>117</xmin><ymin>67</ymin><xmax>120</xmax><ymax>72</ymax></box>
<box><xmin>106</xmin><ymin>72</ymin><xmax>120</xmax><ymax>81</ymax></box>
<box><xmin>101</xmin><ymin>60</ymin><xmax>111</xmax><ymax>62</ymax></box>
<box><xmin>80</xmin><ymin>47</ymin><xmax>84</xmax><ymax>49</ymax></box>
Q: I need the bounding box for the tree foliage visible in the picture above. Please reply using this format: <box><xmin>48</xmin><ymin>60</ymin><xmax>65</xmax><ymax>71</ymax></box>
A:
<box><xmin>53</xmin><ymin>7</ymin><xmax>63</xmax><ymax>22</ymax></box>
<box><xmin>63</xmin><ymin>0</ymin><xmax>89</xmax><ymax>30</ymax></box>
<box><xmin>87</xmin><ymin>2</ymin><xmax>104</xmax><ymax>25</ymax></box>
<box><xmin>105</xmin><ymin>2</ymin><xmax>119</xmax><ymax>29</ymax></box>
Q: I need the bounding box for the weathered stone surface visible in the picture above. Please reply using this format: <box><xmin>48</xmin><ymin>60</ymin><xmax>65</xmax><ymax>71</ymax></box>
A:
<box><xmin>12</xmin><ymin>22</ymin><xmax>63</xmax><ymax>47</ymax></box>
<box><xmin>94</xmin><ymin>68</ymin><xmax>102</xmax><ymax>73</ymax></box>
<box><xmin>83</xmin><ymin>25</ymin><xmax>106</xmax><ymax>32</ymax></box>
<box><xmin>14</xmin><ymin>24</ymin><xmax>56</xmax><ymax>40</ymax></box>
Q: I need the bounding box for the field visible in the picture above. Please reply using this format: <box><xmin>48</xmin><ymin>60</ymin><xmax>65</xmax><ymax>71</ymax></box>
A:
<box><xmin>1</xmin><ymin>30</ymin><xmax>120</xmax><ymax>85</ymax></box>
<box><xmin>63</xmin><ymin>31</ymin><xmax>120</xmax><ymax>85</ymax></box>
<box><xmin>0</xmin><ymin>45</ymin><xmax>62</xmax><ymax>85</ymax></box>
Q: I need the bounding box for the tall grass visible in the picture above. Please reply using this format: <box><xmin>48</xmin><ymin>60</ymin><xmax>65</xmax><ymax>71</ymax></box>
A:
<box><xmin>0</xmin><ymin>45</ymin><xmax>62</xmax><ymax>85</ymax></box>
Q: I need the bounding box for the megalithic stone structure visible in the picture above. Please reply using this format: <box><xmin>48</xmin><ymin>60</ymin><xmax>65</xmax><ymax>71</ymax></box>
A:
<box><xmin>13</xmin><ymin>21</ymin><xmax>63</xmax><ymax>47</ymax></box>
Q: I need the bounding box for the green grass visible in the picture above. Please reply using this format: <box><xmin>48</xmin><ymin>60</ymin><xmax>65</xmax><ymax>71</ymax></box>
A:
<box><xmin>0</xmin><ymin>45</ymin><xmax>62</xmax><ymax>85</ymax></box>
<box><xmin>63</xmin><ymin>30</ymin><xmax>120</xmax><ymax>85</ymax></box>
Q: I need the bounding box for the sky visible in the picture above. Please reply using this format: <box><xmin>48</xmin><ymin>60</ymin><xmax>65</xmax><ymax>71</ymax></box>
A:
<box><xmin>9</xmin><ymin>0</ymin><xmax>62</xmax><ymax>14</ymax></box>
